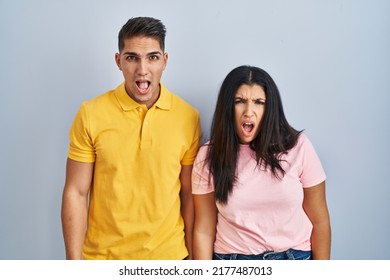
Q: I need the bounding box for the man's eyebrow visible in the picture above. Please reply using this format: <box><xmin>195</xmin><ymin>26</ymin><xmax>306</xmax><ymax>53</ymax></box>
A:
<box><xmin>148</xmin><ymin>51</ymin><xmax>163</xmax><ymax>56</ymax></box>
<box><xmin>122</xmin><ymin>51</ymin><xmax>163</xmax><ymax>56</ymax></box>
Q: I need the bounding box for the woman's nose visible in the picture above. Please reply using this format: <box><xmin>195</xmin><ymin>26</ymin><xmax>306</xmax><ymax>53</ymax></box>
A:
<box><xmin>244</xmin><ymin>104</ymin><xmax>254</xmax><ymax>118</ymax></box>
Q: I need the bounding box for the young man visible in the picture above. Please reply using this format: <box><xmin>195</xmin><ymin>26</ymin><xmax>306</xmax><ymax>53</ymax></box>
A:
<box><xmin>61</xmin><ymin>17</ymin><xmax>202</xmax><ymax>260</ymax></box>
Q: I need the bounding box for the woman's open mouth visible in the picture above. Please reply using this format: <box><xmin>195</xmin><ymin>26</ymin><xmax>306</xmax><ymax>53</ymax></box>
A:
<box><xmin>242</xmin><ymin>122</ymin><xmax>255</xmax><ymax>136</ymax></box>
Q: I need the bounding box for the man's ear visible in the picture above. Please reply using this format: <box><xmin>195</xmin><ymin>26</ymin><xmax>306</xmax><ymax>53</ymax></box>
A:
<box><xmin>115</xmin><ymin>53</ymin><xmax>122</xmax><ymax>70</ymax></box>
<box><xmin>163</xmin><ymin>52</ymin><xmax>168</xmax><ymax>70</ymax></box>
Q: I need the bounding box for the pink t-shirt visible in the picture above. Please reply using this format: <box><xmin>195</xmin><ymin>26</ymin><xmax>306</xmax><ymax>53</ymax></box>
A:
<box><xmin>192</xmin><ymin>134</ymin><xmax>326</xmax><ymax>254</ymax></box>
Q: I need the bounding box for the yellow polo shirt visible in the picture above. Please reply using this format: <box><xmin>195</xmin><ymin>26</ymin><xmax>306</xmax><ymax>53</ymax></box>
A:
<box><xmin>68</xmin><ymin>83</ymin><xmax>202</xmax><ymax>259</ymax></box>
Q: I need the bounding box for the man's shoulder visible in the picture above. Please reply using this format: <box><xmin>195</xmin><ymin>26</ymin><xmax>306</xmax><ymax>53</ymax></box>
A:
<box><xmin>173</xmin><ymin>94</ymin><xmax>198</xmax><ymax>111</ymax></box>
<box><xmin>81</xmin><ymin>88</ymin><xmax>116</xmax><ymax>109</ymax></box>
<box><xmin>165</xmin><ymin>90</ymin><xmax>199</xmax><ymax>116</ymax></box>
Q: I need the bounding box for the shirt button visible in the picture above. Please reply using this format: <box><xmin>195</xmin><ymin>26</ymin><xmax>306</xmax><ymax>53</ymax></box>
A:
<box><xmin>138</xmin><ymin>108</ymin><xmax>143</xmax><ymax>112</ymax></box>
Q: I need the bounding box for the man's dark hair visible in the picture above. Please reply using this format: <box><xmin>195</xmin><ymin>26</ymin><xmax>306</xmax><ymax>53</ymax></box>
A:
<box><xmin>118</xmin><ymin>17</ymin><xmax>166</xmax><ymax>52</ymax></box>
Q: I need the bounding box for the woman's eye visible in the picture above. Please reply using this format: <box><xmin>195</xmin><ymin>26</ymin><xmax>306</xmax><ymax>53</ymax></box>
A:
<box><xmin>255</xmin><ymin>99</ymin><xmax>265</xmax><ymax>105</ymax></box>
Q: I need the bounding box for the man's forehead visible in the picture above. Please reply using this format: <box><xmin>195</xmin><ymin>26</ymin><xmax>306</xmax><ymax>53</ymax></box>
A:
<box><xmin>122</xmin><ymin>37</ymin><xmax>162</xmax><ymax>53</ymax></box>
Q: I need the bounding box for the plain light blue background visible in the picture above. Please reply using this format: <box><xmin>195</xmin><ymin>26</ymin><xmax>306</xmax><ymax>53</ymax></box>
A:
<box><xmin>0</xmin><ymin>0</ymin><xmax>389</xmax><ymax>260</ymax></box>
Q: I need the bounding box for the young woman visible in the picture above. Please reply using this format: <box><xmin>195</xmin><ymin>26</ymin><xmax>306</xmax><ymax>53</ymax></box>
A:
<box><xmin>192</xmin><ymin>65</ymin><xmax>331</xmax><ymax>260</ymax></box>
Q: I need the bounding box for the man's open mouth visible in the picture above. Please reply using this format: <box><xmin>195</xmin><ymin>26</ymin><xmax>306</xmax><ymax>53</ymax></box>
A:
<box><xmin>136</xmin><ymin>81</ymin><xmax>150</xmax><ymax>93</ymax></box>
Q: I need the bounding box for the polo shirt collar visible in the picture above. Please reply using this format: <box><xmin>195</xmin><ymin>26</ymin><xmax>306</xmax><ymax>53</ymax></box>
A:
<box><xmin>155</xmin><ymin>83</ymin><xmax>171</xmax><ymax>110</ymax></box>
<box><xmin>115</xmin><ymin>82</ymin><xmax>171</xmax><ymax>111</ymax></box>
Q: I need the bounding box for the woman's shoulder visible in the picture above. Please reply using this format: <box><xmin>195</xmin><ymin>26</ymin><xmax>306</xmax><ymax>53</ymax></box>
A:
<box><xmin>292</xmin><ymin>132</ymin><xmax>320</xmax><ymax>156</ymax></box>
<box><xmin>293</xmin><ymin>131</ymin><xmax>313</xmax><ymax>145</ymax></box>
<box><xmin>193</xmin><ymin>141</ymin><xmax>211</xmax><ymax>172</ymax></box>
<box><xmin>197</xmin><ymin>141</ymin><xmax>211</xmax><ymax>156</ymax></box>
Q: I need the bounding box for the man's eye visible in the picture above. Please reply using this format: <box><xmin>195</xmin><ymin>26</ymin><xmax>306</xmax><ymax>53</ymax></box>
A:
<box><xmin>149</xmin><ymin>55</ymin><xmax>159</xmax><ymax>60</ymax></box>
<box><xmin>126</xmin><ymin>56</ymin><xmax>137</xmax><ymax>61</ymax></box>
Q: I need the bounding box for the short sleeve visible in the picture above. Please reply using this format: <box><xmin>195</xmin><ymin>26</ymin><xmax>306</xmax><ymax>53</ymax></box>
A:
<box><xmin>68</xmin><ymin>103</ymin><xmax>96</xmax><ymax>162</ymax></box>
<box><xmin>181</xmin><ymin>113</ymin><xmax>202</xmax><ymax>166</ymax></box>
<box><xmin>299</xmin><ymin>134</ymin><xmax>326</xmax><ymax>188</ymax></box>
<box><xmin>191</xmin><ymin>144</ymin><xmax>215</xmax><ymax>195</ymax></box>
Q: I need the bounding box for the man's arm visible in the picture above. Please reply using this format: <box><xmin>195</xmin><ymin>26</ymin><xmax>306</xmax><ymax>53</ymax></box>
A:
<box><xmin>179</xmin><ymin>164</ymin><xmax>194</xmax><ymax>260</ymax></box>
<box><xmin>61</xmin><ymin>158</ymin><xmax>94</xmax><ymax>260</ymax></box>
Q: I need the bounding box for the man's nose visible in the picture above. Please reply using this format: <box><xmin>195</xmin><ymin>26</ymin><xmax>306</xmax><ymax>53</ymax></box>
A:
<box><xmin>136</xmin><ymin>59</ymin><xmax>148</xmax><ymax>75</ymax></box>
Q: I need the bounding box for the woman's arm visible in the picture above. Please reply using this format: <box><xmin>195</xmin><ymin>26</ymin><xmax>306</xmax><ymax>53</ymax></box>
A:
<box><xmin>193</xmin><ymin>192</ymin><xmax>217</xmax><ymax>259</ymax></box>
<box><xmin>303</xmin><ymin>181</ymin><xmax>331</xmax><ymax>260</ymax></box>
